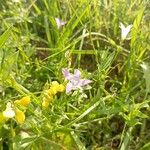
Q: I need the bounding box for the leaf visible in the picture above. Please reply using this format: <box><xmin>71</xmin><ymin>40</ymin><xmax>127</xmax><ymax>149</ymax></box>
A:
<box><xmin>57</xmin><ymin>2</ymin><xmax>90</xmax><ymax>46</ymax></box>
<box><xmin>0</xmin><ymin>27</ymin><xmax>12</xmax><ymax>48</ymax></box>
<box><xmin>70</xmin><ymin>131</ymin><xmax>86</xmax><ymax>150</ymax></box>
<box><xmin>120</xmin><ymin>127</ymin><xmax>133</xmax><ymax>150</ymax></box>
<box><xmin>21</xmin><ymin>135</ymin><xmax>38</xmax><ymax>144</ymax></box>
<box><xmin>66</xmin><ymin>95</ymin><xmax>112</xmax><ymax>127</ymax></box>
<box><xmin>141</xmin><ymin>62</ymin><xmax>150</xmax><ymax>93</ymax></box>
<box><xmin>140</xmin><ymin>142</ymin><xmax>150</xmax><ymax>150</ymax></box>
<box><xmin>136</xmin><ymin>110</ymin><xmax>148</xmax><ymax>119</ymax></box>
<box><xmin>13</xmin><ymin>134</ymin><xmax>38</xmax><ymax>150</ymax></box>
<box><xmin>40</xmin><ymin>137</ymin><xmax>67</xmax><ymax>150</ymax></box>
<box><xmin>131</xmin><ymin>7</ymin><xmax>145</xmax><ymax>47</ymax></box>
<box><xmin>0</xmin><ymin>51</ymin><xmax>18</xmax><ymax>83</ymax></box>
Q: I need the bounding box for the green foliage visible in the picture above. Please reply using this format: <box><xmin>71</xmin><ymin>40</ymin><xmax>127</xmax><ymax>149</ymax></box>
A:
<box><xmin>0</xmin><ymin>0</ymin><xmax>150</xmax><ymax>149</ymax></box>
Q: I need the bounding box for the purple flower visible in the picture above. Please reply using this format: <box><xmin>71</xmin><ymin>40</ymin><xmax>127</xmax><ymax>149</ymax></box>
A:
<box><xmin>62</xmin><ymin>68</ymin><xmax>92</xmax><ymax>93</ymax></box>
<box><xmin>55</xmin><ymin>18</ymin><xmax>66</xmax><ymax>29</ymax></box>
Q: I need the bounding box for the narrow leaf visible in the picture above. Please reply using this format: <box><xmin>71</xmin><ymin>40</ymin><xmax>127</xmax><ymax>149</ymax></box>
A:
<box><xmin>0</xmin><ymin>27</ymin><xmax>12</xmax><ymax>48</ymax></box>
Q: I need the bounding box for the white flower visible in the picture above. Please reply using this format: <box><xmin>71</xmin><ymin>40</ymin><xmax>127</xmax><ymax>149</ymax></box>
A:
<box><xmin>3</xmin><ymin>102</ymin><xmax>15</xmax><ymax>118</ymax></box>
<box><xmin>120</xmin><ymin>22</ymin><xmax>132</xmax><ymax>40</ymax></box>
<box><xmin>141</xmin><ymin>63</ymin><xmax>148</xmax><ymax>71</ymax></box>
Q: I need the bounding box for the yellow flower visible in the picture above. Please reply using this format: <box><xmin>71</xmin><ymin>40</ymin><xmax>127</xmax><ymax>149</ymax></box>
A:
<box><xmin>15</xmin><ymin>109</ymin><xmax>25</xmax><ymax>124</ymax></box>
<box><xmin>42</xmin><ymin>98</ymin><xmax>50</xmax><ymax>108</ymax></box>
<box><xmin>51</xmin><ymin>81</ymin><xmax>59</xmax><ymax>87</ymax></box>
<box><xmin>2</xmin><ymin>100</ymin><xmax>28</xmax><ymax>125</ymax></box>
<box><xmin>50</xmin><ymin>81</ymin><xmax>65</xmax><ymax>93</ymax></box>
<box><xmin>14</xmin><ymin>96</ymin><xmax>31</xmax><ymax>107</ymax></box>
<box><xmin>57</xmin><ymin>84</ymin><xmax>65</xmax><ymax>92</ymax></box>
<box><xmin>51</xmin><ymin>81</ymin><xmax>61</xmax><ymax>90</ymax></box>
<box><xmin>42</xmin><ymin>90</ymin><xmax>54</xmax><ymax>108</ymax></box>
<box><xmin>42</xmin><ymin>81</ymin><xmax>64</xmax><ymax>109</ymax></box>
<box><xmin>47</xmin><ymin>88</ymin><xmax>57</xmax><ymax>95</ymax></box>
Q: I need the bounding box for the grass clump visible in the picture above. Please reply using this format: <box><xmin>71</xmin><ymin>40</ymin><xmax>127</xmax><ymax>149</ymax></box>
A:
<box><xmin>0</xmin><ymin>0</ymin><xmax>150</xmax><ymax>149</ymax></box>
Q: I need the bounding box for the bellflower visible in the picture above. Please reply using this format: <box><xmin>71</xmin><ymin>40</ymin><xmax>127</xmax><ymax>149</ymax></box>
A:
<box><xmin>62</xmin><ymin>68</ymin><xmax>92</xmax><ymax>93</ymax></box>
<box><xmin>55</xmin><ymin>18</ymin><xmax>66</xmax><ymax>29</ymax></box>
<box><xmin>120</xmin><ymin>22</ymin><xmax>132</xmax><ymax>40</ymax></box>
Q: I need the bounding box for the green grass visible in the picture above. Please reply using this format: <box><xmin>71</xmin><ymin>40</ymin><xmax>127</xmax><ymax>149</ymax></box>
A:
<box><xmin>0</xmin><ymin>0</ymin><xmax>150</xmax><ymax>149</ymax></box>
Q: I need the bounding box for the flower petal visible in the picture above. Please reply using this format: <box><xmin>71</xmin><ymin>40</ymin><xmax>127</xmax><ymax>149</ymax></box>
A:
<box><xmin>66</xmin><ymin>82</ymin><xmax>73</xmax><ymax>93</ymax></box>
<box><xmin>74</xmin><ymin>69</ymin><xmax>81</xmax><ymax>78</ymax></box>
<box><xmin>79</xmin><ymin>79</ymin><xmax>92</xmax><ymax>86</ymax></box>
<box><xmin>15</xmin><ymin>109</ymin><xmax>25</xmax><ymax>124</ymax></box>
<box><xmin>3</xmin><ymin>102</ymin><xmax>15</xmax><ymax>118</ymax></box>
<box><xmin>62</xmin><ymin>68</ymin><xmax>74</xmax><ymax>80</ymax></box>
<box><xmin>14</xmin><ymin>96</ymin><xmax>30</xmax><ymax>107</ymax></box>
<box><xmin>3</xmin><ymin>109</ymin><xmax>15</xmax><ymax>118</ymax></box>
<box><xmin>62</xmin><ymin>68</ymin><xmax>70</xmax><ymax>78</ymax></box>
<box><xmin>55</xmin><ymin>18</ymin><xmax>66</xmax><ymax>29</ymax></box>
<box><xmin>120</xmin><ymin>22</ymin><xmax>132</xmax><ymax>40</ymax></box>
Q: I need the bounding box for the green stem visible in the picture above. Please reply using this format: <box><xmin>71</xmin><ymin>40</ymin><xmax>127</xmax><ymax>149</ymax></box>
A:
<box><xmin>120</xmin><ymin>126</ymin><xmax>133</xmax><ymax>150</ymax></box>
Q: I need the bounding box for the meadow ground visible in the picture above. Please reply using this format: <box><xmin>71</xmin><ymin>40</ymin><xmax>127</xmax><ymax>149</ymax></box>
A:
<box><xmin>0</xmin><ymin>0</ymin><xmax>150</xmax><ymax>149</ymax></box>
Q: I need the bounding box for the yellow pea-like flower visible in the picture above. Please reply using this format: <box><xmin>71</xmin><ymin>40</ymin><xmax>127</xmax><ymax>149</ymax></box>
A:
<box><xmin>47</xmin><ymin>88</ymin><xmax>57</xmax><ymax>95</ymax></box>
<box><xmin>15</xmin><ymin>96</ymin><xmax>30</xmax><ymax>107</ymax></box>
<box><xmin>42</xmin><ymin>98</ymin><xmax>50</xmax><ymax>108</ymax></box>
<box><xmin>15</xmin><ymin>109</ymin><xmax>25</xmax><ymax>124</ymax></box>
<box><xmin>51</xmin><ymin>86</ymin><xmax>59</xmax><ymax>95</ymax></box>
<box><xmin>51</xmin><ymin>81</ymin><xmax>65</xmax><ymax>93</ymax></box>
<box><xmin>51</xmin><ymin>81</ymin><xmax>59</xmax><ymax>87</ymax></box>
<box><xmin>51</xmin><ymin>81</ymin><xmax>63</xmax><ymax>94</ymax></box>
<box><xmin>46</xmin><ymin>81</ymin><xmax>65</xmax><ymax>95</ymax></box>
<box><xmin>42</xmin><ymin>81</ymin><xmax>64</xmax><ymax>109</ymax></box>
<box><xmin>57</xmin><ymin>84</ymin><xmax>65</xmax><ymax>92</ymax></box>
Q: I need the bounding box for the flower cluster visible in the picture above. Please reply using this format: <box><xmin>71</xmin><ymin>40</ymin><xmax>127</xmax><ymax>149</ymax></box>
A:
<box><xmin>2</xmin><ymin>96</ymin><xmax>31</xmax><ymax>124</ymax></box>
<box><xmin>42</xmin><ymin>81</ymin><xmax>65</xmax><ymax>108</ymax></box>
<box><xmin>0</xmin><ymin>69</ymin><xmax>92</xmax><ymax>125</ymax></box>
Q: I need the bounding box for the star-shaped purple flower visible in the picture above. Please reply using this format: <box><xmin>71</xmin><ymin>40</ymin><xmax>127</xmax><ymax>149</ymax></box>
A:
<box><xmin>62</xmin><ymin>68</ymin><xmax>92</xmax><ymax>93</ymax></box>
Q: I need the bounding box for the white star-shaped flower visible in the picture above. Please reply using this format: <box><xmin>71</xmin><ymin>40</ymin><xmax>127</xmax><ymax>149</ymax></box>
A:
<box><xmin>120</xmin><ymin>22</ymin><xmax>132</xmax><ymax>40</ymax></box>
